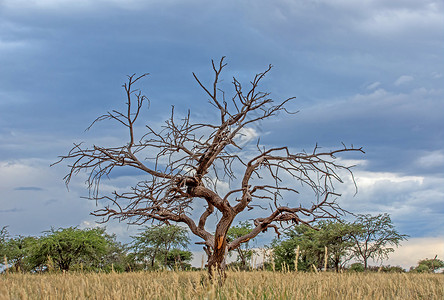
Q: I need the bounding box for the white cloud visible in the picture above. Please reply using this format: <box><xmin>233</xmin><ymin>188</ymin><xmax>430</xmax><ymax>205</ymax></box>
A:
<box><xmin>394</xmin><ymin>75</ymin><xmax>414</xmax><ymax>86</ymax></box>
<box><xmin>431</xmin><ymin>72</ymin><xmax>442</xmax><ymax>79</ymax></box>
<box><xmin>0</xmin><ymin>159</ymin><xmax>96</xmax><ymax>235</ymax></box>
<box><xmin>296</xmin><ymin>83</ymin><xmax>443</xmax><ymax>132</ymax></box>
<box><xmin>416</xmin><ymin>150</ymin><xmax>444</xmax><ymax>168</ymax></box>
<box><xmin>2</xmin><ymin>0</ymin><xmax>94</xmax><ymax>10</ymax></box>
<box><xmin>337</xmin><ymin>167</ymin><xmax>444</xmax><ymax>237</ymax></box>
<box><xmin>235</xmin><ymin>127</ymin><xmax>259</xmax><ymax>146</ymax></box>
<box><xmin>1</xmin><ymin>0</ymin><xmax>196</xmax><ymax>11</ymax></box>
<box><xmin>354</xmin><ymin>171</ymin><xmax>424</xmax><ymax>189</ymax></box>
<box><xmin>0</xmin><ymin>159</ymin><xmax>53</xmax><ymax>190</ymax></box>
<box><xmin>245</xmin><ymin>0</ymin><xmax>443</xmax><ymax>45</ymax></box>
<box><xmin>355</xmin><ymin>1</ymin><xmax>444</xmax><ymax>37</ymax></box>
<box><xmin>0</xmin><ymin>39</ymin><xmax>29</xmax><ymax>52</ymax></box>
<box><xmin>366</xmin><ymin>81</ymin><xmax>381</xmax><ymax>90</ymax></box>
<box><xmin>79</xmin><ymin>220</ymin><xmax>99</xmax><ymax>229</ymax></box>
<box><xmin>385</xmin><ymin>237</ymin><xmax>444</xmax><ymax>270</ymax></box>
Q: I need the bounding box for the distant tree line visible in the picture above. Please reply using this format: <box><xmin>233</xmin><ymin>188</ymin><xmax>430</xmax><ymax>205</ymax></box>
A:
<box><xmin>1</xmin><ymin>214</ymin><xmax>442</xmax><ymax>274</ymax></box>
<box><xmin>0</xmin><ymin>225</ymin><xmax>192</xmax><ymax>273</ymax></box>
<box><xmin>267</xmin><ymin>213</ymin><xmax>410</xmax><ymax>272</ymax></box>
<box><xmin>227</xmin><ymin>213</ymin><xmax>442</xmax><ymax>274</ymax></box>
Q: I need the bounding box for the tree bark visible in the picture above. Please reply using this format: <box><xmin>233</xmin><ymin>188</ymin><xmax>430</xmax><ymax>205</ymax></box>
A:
<box><xmin>207</xmin><ymin>213</ymin><xmax>233</xmax><ymax>283</ymax></box>
<box><xmin>207</xmin><ymin>245</ymin><xmax>228</xmax><ymax>283</ymax></box>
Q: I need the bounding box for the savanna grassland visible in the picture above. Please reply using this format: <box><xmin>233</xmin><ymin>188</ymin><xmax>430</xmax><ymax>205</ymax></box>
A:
<box><xmin>1</xmin><ymin>271</ymin><xmax>443</xmax><ymax>300</ymax></box>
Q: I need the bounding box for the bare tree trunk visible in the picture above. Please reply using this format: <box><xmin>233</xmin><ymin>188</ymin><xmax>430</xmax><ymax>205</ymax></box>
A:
<box><xmin>334</xmin><ymin>259</ymin><xmax>340</xmax><ymax>273</ymax></box>
<box><xmin>207</xmin><ymin>246</ymin><xmax>228</xmax><ymax>283</ymax></box>
<box><xmin>207</xmin><ymin>214</ymin><xmax>233</xmax><ymax>283</ymax></box>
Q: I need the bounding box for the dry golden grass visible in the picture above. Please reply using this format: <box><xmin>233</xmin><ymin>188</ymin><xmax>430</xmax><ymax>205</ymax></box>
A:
<box><xmin>1</xmin><ymin>271</ymin><xmax>443</xmax><ymax>300</ymax></box>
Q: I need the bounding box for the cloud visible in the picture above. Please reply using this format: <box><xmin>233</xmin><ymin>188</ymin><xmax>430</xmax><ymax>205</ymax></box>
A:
<box><xmin>0</xmin><ymin>208</ymin><xmax>25</xmax><ymax>213</ymax></box>
<box><xmin>394</xmin><ymin>75</ymin><xmax>414</xmax><ymax>86</ymax></box>
<box><xmin>0</xmin><ymin>0</ymin><xmax>442</xmax><ymax>251</ymax></box>
<box><xmin>0</xmin><ymin>40</ymin><xmax>29</xmax><ymax>52</ymax></box>
<box><xmin>44</xmin><ymin>199</ymin><xmax>58</xmax><ymax>206</ymax></box>
<box><xmin>356</xmin><ymin>2</ymin><xmax>444</xmax><ymax>37</ymax></box>
<box><xmin>2</xmin><ymin>0</ymin><xmax>99</xmax><ymax>10</ymax></box>
<box><xmin>0</xmin><ymin>159</ymin><xmax>95</xmax><ymax>236</ymax></box>
<box><xmin>366</xmin><ymin>81</ymin><xmax>381</xmax><ymax>90</ymax></box>
<box><xmin>338</xmin><ymin>169</ymin><xmax>444</xmax><ymax>237</ymax></box>
<box><xmin>265</xmin><ymin>85</ymin><xmax>444</xmax><ymax>166</ymax></box>
<box><xmin>385</xmin><ymin>237</ymin><xmax>444</xmax><ymax>270</ymax></box>
<box><xmin>14</xmin><ymin>186</ymin><xmax>43</xmax><ymax>191</ymax></box>
<box><xmin>1</xmin><ymin>0</ymin><xmax>201</xmax><ymax>13</ymax></box>
<box><xmin>416</xmin><ymin>150</ymin><xmax>444</xmax><ymax>169</ymax></box>
<box><xmin>79</xmin><ymin>220</ymin><xmax>100</xmax><ymax>229</ymax></box>
<box><xmin>431</xmin><ymin>72</ymin><xmax>442</xmax><ymax>79</ymax></box>
<box><xmin>235</xmin><ymin>127</ymin><xmax>259</xmax><ymax>146</ymax></box>
<box><xmin>354</xmin><ymin>172</ymin><xmax>424</xmax><ymax>189</ymax></box>
<box><xmin>0</xmin><ymin>159</ymin><xmax>57</xmax><ymax>191</ymax></box>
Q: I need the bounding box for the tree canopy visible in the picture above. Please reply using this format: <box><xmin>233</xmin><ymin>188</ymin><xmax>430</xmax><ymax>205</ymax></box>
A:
<box><xmin>1</xmin><ymin>226</ymin><xmax>127</xmax><ymax>273</ymax></box>
<box><xmin>410</xmin><ymin>257</ymin><xmax>444</xmax><ymax>273</ymax></box>
<box><xmin>129</xmin><ymin>224</ymin><xmax>191</xmax><ymax>270</ymax></box>
<box><xmin>350</xmin><ymin>213</ymin><xmax>408</xmax><ymax>269</ymax></box>
<box><xmin>271</xmin><ymin>220</ymin><xmax>359</xmax><ymax>272</ymax></box>
<box><xmin>0</xmin><ymin>227</ymin><xmax>38</xmax><ymax>273</ymax></box>
<box><xmin>227</xmin><ymin>221</ymin><xmax>256</xmax><ymax>270</ymax></box>
<box><xmin>31</xmin><ymin>227</ymin><xmax>109</xmax><ymax>271</ymax></box>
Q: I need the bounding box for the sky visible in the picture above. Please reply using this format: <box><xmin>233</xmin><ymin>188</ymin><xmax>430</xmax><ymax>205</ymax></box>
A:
<box><xmin>1</xmin><ymin>0</ymin><xmax>443</xmax><ymax>269</ymax></box>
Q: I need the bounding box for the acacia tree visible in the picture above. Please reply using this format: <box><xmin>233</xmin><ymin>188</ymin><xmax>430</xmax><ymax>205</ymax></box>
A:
<box><xmin>0</xmin><ymin>227</ymin><xmax>38</xmax><ymax>273</ymax></box>
<box><xmin>31</xmin><ymin>227</ymin><xmax>109</xmax><ymax>272</ymax></box>
<box><xmin>351</xmin><ymin>213</ymin><xmax>408</xmax><ymax>269</ymax></box>
<box><xmin>410</xmin><ymin>256</ymin><xmax>444</xmax><ymax>273</ymax></box>
<box><xmin>227</xmin><ymin>221</ymin><xmax>256</xmax><ymax>270</ymax></box>
<box><xmin>56</xmin><ymin>57</ymin><xmax>363</xmax><ymax>279</ymax></box>
<box><xmin>130</xmin><ymin>224</ymin><xmax>190</xmax><ymax>269</ymax></box>
<box><xmin>271</xmin><ymin>220</ymin><xmax>359</xmax><ymax>272</ymax></box>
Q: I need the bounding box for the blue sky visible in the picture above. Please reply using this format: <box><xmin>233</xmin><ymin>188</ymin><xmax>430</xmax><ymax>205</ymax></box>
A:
<box><xmin>1</xmin><ymin>0</ymin><xmax>443</xmax><ymax>266</ymax></box>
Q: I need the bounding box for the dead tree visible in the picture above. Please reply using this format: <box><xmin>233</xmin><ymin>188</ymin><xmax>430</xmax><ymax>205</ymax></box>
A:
<box><xmin>55</xmin><ymin>57</ymin><xmax>363</xmax><ymax>280</ymax></box>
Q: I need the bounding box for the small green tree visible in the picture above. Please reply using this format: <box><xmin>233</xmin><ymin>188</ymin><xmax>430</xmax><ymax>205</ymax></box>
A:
<box><xmin>227</xmin><ymin>221</ymin><xmax>256</xmax><ymax>270</ymax></box>
<box><xmin>272</xmin><ymin>225</ymin><xmax>327</xmax><ymax>272</ymax></box>
<box><xmin>31</xmin><ymin>227</ymin><xmax>108</xmax><ymax>271</ymax></box>
<box><xmin>271</xmin><ymin>230</ymin><xmax>303</xmax><ymax>271</ymax></box>
<box><xmin>312</xmin><ymin>220</ymin><xmax>359</xmax><ymax>272</ymax></box>
<box><xmin>350</xmin><ymin>214</ymin><xmax>408</xmax><ymax>269</ymax></box>
<box><xmin>271</xmin><ymin>220</ymin><xmax>359</xmax><ymax>272</ymax></box>
<box><xmin>0</xmin><ymin>228</ymin><xmax>38</xmax><ymax>273</ymax></box>
<box><xmin>410</xmin><ymin>256</ymin><xmax>444</xmax><ymax>273</ymax></box>
<box><xmin>165</xmin><ymin>249</ymin><xmax>193</xmax><ymax>270</ymax></box>
<box><xmin>130</xmin><ymin>225</ymin><xmax>190</xmax><ymax>269</ymax></box>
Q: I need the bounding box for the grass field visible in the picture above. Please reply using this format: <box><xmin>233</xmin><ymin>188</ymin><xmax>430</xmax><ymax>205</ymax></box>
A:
<box><xmin>1</xmin><ymin>271</ymin><xmax>443</xmax><ymax>299</ymax></box>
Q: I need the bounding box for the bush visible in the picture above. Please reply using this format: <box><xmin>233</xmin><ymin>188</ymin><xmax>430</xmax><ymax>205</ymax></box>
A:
<box><xmin>380</xmin><ymin>265</ymin><xmax>405</xmax><ymax>273</ymax></box>
<box><xmin>348</xmin><ymin>263</ymin><xmax>365</xmax><ymax>272</ymax></box>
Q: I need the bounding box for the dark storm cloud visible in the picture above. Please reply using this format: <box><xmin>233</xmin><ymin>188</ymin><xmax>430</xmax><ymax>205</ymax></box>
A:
<box><xmin>14</xmin><ymin>186</ymin><xmax>43</xmax><ymax>191</ymax></box>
